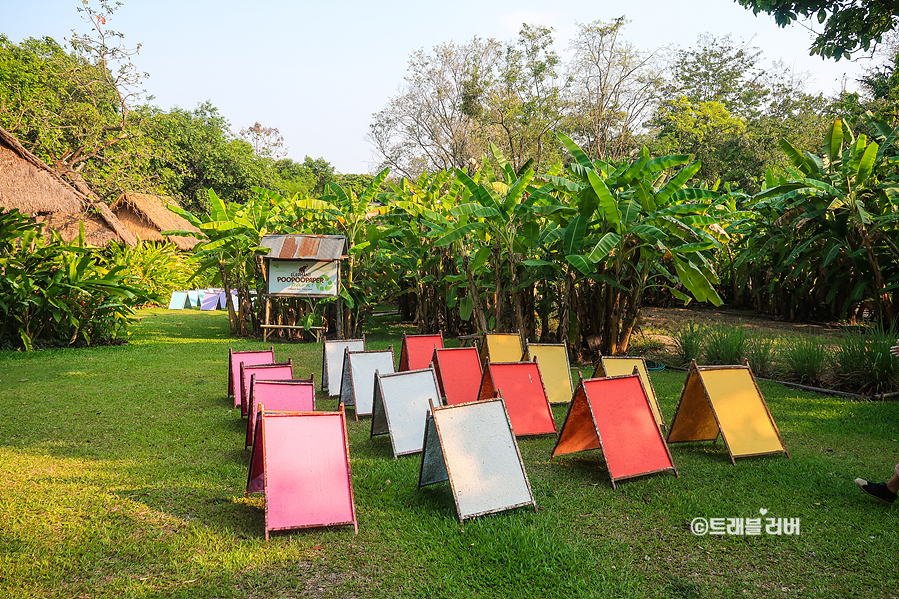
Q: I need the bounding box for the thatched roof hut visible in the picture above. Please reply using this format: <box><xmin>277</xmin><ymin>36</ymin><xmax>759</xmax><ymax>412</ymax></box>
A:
<box><xmin>0</xmin><ymin>128</ymin><xmax>84</xmax><ymax>215</ymax></box>
<box><xmin>0</xmin><ymin>126</ymin><xmax>136</xmax><ymax>247</ymax></box>
<box><xmin>111</xmin><ymin>192</ymin><xmax>201</xmax><ymax>250</ymax></box>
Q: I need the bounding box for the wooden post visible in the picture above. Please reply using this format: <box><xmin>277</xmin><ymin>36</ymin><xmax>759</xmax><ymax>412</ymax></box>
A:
<box><xmin>263</xmin><ymin>297</ymin><xmax>271</xmax><ymax>342</ymax></box>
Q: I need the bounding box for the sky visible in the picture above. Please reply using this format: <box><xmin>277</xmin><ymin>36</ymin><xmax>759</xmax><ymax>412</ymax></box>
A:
<box><xmin>1</xmin><ymin>0</ymin><xmax>876</xmax><ymax>174</ymax></box>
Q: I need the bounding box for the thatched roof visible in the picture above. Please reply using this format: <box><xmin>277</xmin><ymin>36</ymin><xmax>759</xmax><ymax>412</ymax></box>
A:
<box><xmin>111</xmin><ymin>192</ymin><xmax>202</xmax><ymax>250</ymax></box>
<box><xmin>34</xmin><ymin>212</ymin><xmax>122</xmax><ymax>247</ymax></box>
<box><xmin>0</xmin><ymin>126</ymin><xmax>137</xmax><ymax>247</ymax></box>
<box><xmin>0</xmin><ymin>127</ymin><xmax>84</xmax><ymax>215</ymax></box>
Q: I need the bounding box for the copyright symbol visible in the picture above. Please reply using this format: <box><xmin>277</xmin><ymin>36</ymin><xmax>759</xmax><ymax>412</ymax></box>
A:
<box><xmin>690</xmin><ymin>517</ymin><xmax>708</xmax><ymax>536</ymax></box>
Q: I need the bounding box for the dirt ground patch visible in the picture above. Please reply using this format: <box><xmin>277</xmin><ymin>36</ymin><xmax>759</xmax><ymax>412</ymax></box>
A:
<box><xmin>633</xmin><ymin>305</ymin><xmax>844</xmax><ymax>356</ymax></box>
<box><xmin>639</xmin><ymin>306</ymin><xmax>841</xmax><ymax>337</ymax></box>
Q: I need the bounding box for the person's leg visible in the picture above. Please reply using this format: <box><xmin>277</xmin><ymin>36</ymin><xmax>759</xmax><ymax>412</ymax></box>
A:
<box><xmin>888</xmin><ymin>474</ymin><xmax>899</xmax><ymax>495</ymax></box>
<box><xmin>855</xmin><ymin>463</ymin><xmax>899</xmax><ymax>505</ymax></box>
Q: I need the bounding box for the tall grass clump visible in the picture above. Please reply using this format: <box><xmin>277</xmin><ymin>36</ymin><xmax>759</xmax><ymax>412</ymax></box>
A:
<box><xmin>782</xmin><ymin>336</ymin><xmax>830</xmax><ymax>386</ymax></box>
<box><xmin>745</xmin><ymin>336</ymin><xmax>778</xmax><ymax>378</ymax></box>
<box><xmin>671</xmin><ymin>321</ymin><xmax>704</xmax><ymax>365</ymax></box>
<box><xmin>834</xmin><ymin>327</ymin><xmax>899</xmax><ymax>394</ymax></box>
<box><xmin>701</xmin><ymin>323</ymin><xmax>746</xmax><ymax>365</ymax></box>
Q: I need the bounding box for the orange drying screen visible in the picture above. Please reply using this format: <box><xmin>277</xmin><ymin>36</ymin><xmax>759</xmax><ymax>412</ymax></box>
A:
<box><xmin>583</xmin><ymin>377</ymin><xmax>673</xmax><ymax>480</ymax></box>
<box><xmin>484</xmin><ymin>362</ymin><xmax>555</xmax><ymax>436</ymax></box>
<box><xmin>434</xmin><ymin>347</ymin><xmax>482</xmax><ymax>405</ymax></box>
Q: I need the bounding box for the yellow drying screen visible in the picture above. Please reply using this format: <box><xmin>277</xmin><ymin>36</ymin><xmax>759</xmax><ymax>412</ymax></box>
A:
<box><xmin>700</xmin><ymin>368</ymin><xmax>784</xmax><ymax>457</ymax></box>
<box><xmin>527</xmin><ymin>345</ymin><xmax>573</xmax><ymax>404</ymax></box>
<box><xmin>485</xmin><ymin>334</ymin><xmax>523</xmax><ymax>363</ymax></box>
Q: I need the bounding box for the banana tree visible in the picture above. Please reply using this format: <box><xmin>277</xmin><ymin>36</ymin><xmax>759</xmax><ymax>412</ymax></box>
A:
<box><xmin>168</xmin><ymin>188</ymin><xmax>284</xmax><ymax>335</ymax></box>
<box><xmin>384</xmin><ymin>171</ymin><xmax>471</xmax><ymax>334</ymax></box>
<box><xmin>549</xmin><ymin>134</ymin><xmax>726</xmax><ymax>356</ymax></box>
<box><xmin>289</xmin><ymin>169</ymin><xmax>390</xmax><ymax>337</ymax></box>
<box><xmin>755</xmin><ymin>116</ymin><xmax>899</xmax><ymax>324</ymax></box>
<box><xmin>435</xmin><ymin>146</ymin><xmax>552</xmax><ymax>338</ymax></box>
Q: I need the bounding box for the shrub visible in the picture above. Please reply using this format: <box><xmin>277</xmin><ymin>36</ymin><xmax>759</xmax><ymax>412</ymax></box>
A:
<box><xmin>101</xmin><ymin>240</ymin><xmax>209</xmax><ymax>305</ymax></box>
<box><xmin>671</xmin><ymin>321</ymin><xmax>704</xmax><ymax>365</ymax></box>
<box><xmin>834</xmin><ymin>327</ymin><xmax>899</xmax><ymax>394</ymax></box>
<box><xmin>745</xmin><ymin>336</ymin><xmax>778</xmax><ymax>378</ymax></box>
<box><xmin>627</xmin><ymin>334</ymin><xmax>667</xmax><ymax>356</ymax></box>
<box><xmin>782</xmin><ymin>336</ymin><xmax>830</xmax><ymax>386</ymax></box>
<box><xmin>0</xmin><ymin>211</ymin><xmax>152</xmax><ymax>350</ymax></box>
<box><xmin>702</xmin><ymin>323</ymin><xmax>746</xmax><ymax>365</ymax></box>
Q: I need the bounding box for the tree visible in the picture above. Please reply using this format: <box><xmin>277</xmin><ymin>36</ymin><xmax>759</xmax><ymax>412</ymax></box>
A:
<box><xmin>751</xmin><ymin>116</ymin><xmax>899</xmax><ymax>324</ymax></box>
<box><xmin>0</xmin><ymin>1</ymin><xmax>148</xmax><ymax>200</ymax></box>
<box><xmin>735</xmin><ymin>0</ymin><xmax>899</xmax><ymax>60</ymax></box>
<box><xmin>368</xmin><ymin>38</ymin><xmax>502</xmax><ymax>178</ymax></box>
<box><xmin>239</xmin><ymin>122</ymin><xmax>288</xmax><ymax>159</ymax></box>
<box><xmin>548</xmin><ymin>135</ymin><xmax>726</xmax><ymax>356</ymax></box>
<box><xmin>566</xmin><ymin>17</ymin><xmax>666</xmax><ymax>161</ymax></box>
<box><xmin>142</xmin><ymin>103</ymin><xmax>274</xmax><ymax>212</ymax></box>
<box><xmin>648</xmin><ymin>34</ymin><xmax>829</xmax><ymax>192</ymax></box>
<box><xmin>482</xmin><ymin>24</ymin><xmax>569</xmax><ymax>171</ymax></box>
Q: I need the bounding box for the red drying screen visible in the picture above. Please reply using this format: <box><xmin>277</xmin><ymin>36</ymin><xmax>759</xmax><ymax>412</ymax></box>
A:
<box><xmin>400</xmin><ymin>334</ymin><xmax>444</xmax><ymax>371</ymax></box>
<box><xmin>480</xmin><ymin>362</ymin><xmax>555</xmax><ymax>436</ymax></box>
<box><xmin>433</xmin><ymin>347</ymin><xmax>482</xmax><ymax>405</ymax></box>
<box><xmin>583</xmin><ymin>376</ymin><xmax>673</xmax><ymax>480</ymax></box>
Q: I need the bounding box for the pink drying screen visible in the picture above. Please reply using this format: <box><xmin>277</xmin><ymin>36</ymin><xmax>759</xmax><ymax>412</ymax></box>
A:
<box><xmin>263</xmin><ymin>413</ymin><xmax>355</xmax><ymax>532</ymax></box>
<box><xmin>241</xmin><ymin>364</ymin><xmax>293</xmax><ymax>416</ymax></box>
<box><xmin>246</xmin><ymin>381</ymin><xmax>315</xmax><ymax>446</ymax></box>
<box><xmin>230</xmin><ymin>350</ymin><xmax>274</xmax><ymax>408</ymax></box>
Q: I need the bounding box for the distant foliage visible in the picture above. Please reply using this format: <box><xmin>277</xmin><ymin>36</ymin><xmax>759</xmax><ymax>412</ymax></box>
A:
<box><xmin>0</xmin><ymin>209</ymin><xmax>152</xmax><ymax>350</ymax></box>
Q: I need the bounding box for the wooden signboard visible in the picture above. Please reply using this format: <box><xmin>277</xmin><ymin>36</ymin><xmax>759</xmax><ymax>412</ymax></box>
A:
<box><xmin>551</xmin><ymin>374</ymin><xmax>678</xmax><ymax>488</ymax></box>
<box><xmin>418</xmin><ymin>398</ymin><xmax>536</xmax><ymax>522</ymax></box>
<box><xmin>246</xmin><ymin>407</ymin><xmax>357</xmax><ymax>540</ymax></box>
<box><xmin>666</xmin><ymin>361</ymin><xmax>789</xmax><ymax>464</ymax></box>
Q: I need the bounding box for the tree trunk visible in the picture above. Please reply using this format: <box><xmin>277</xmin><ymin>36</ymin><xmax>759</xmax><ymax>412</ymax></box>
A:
<box><xmin>556</xmin><ymin>268</ymin><xmax>572</xmax><ymax>352</ymax></box>
<box><xmin>462</xmin><ymin>254</ymin><xmax>489</xmax><ymax>334</ymax></box>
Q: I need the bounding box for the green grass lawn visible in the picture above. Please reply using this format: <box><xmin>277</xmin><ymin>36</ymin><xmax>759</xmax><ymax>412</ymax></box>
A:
<box><xmin>1</xmin><ymin>309</ymin><xmax>898</xmax><ymax>598</ymax></box>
